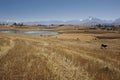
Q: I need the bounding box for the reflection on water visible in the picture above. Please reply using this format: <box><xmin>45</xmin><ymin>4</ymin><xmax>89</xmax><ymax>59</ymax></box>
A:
<box><xmin>0</xmin><ymin>30</ymin><xmax>58</xmax><ymax>36</ymax></box>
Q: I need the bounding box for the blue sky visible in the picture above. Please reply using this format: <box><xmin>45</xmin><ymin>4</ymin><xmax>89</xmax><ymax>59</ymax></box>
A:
<box><xmin>0</xmin><ymin>0</ymin><xmax>120</xmax><ymax>22</ymax></box>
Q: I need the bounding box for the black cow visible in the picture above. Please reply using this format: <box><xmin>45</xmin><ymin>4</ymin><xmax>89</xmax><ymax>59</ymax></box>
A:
<box><xmin>101</xmin><ymin>44</ymin><xmax>107</xmax><ymax>49</ymax></box>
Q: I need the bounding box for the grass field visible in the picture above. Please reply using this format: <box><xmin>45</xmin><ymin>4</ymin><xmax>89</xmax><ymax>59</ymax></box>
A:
<box><xmin>0</xmin><ymin>26</ymin><xmax>120</xmax><ymax>80</ymax></box>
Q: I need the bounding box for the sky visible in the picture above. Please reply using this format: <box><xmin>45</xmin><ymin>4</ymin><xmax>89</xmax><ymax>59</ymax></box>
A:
<box><xmin>0</xmin><ymin>0</ymin><xmax>120</xmax><ymax>22</ymax></box>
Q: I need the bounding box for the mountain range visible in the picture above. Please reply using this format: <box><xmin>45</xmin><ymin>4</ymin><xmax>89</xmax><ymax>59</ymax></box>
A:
<box><xmin>1</xmin><ymin>17</ymin><xmax>120</xmax><ymax>26</ymax></box>
<box><xmin>23</xmin><ymin>17</ymin><xmax>120</xmax><ymax>26</ymax></box>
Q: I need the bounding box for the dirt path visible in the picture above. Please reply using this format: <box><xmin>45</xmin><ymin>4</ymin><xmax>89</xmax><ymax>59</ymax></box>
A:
<box><xmin>0</xmin><ymin>38</ymin><xmax>15</xmax><ymax>59</ymax></box>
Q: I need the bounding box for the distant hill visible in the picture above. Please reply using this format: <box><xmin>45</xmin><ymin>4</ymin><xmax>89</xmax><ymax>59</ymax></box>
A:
<box><xmin>112</xmin><ymin>18</ymin><xmax>120</xmax><ymax>25</ymax></box>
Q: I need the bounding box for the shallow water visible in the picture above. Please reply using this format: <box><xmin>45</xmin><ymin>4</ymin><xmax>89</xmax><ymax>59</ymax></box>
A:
<box><xmin>0</xmin><ymin>30</ymin><xmax>58</xmax><ymax>36</ymax></box>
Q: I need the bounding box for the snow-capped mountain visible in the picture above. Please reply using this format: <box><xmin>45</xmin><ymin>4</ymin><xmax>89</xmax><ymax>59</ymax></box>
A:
<box><xmin>81</xmin><ymin>17</ymin><xmax>104</xmax><ymax>25</ymax></box>
<box><xmin>64</xmin><ymin>17</ymin><xmax>114</xmax><ymax>25</ymax></box>
<box><xmin>113</xmin><ymin>18</ymin><xmax>120</xmax><ymax>25</ymax></box>
<box><xmin>64</xmin><ymin>17</ymin><xmax>105</xmax><ymax>25</ymax></box>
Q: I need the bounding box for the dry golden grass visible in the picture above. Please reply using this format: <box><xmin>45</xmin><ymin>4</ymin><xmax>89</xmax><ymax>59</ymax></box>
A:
<box><xmin>0</xmin><ymin>29</ymin><xmax>120</xmax><ymax>80</ymax></box>
<box><xmin>52</xmin><ymin>33</ymin><xmax>96</xmax><ymax>41</ymax></box>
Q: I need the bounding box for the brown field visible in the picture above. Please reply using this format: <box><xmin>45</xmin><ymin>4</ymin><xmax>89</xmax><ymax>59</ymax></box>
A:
<box><xmin>0</xmin><ymin>25</ymin><xmax>120</xmax><ymax>80</ymax></box>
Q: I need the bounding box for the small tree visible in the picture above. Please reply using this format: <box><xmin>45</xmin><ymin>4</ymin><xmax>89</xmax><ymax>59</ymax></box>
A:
<box><xmin>13</xmin><ymin>23</ymin><xmax>17</xmax><ymax>26</ymax></box>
